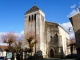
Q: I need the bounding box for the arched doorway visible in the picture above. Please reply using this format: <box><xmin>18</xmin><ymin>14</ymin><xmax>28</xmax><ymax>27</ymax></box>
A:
<box><xmin>50</xmin><ymin>49</ymin><xmax>54</xmax><ymax>58</ymax></box>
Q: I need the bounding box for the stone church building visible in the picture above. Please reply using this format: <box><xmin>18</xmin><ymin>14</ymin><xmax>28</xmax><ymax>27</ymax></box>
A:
<box><xmin>24</xmin><ymin>5</ymin><xmax>70</xmax><ymax>58</ymax></box>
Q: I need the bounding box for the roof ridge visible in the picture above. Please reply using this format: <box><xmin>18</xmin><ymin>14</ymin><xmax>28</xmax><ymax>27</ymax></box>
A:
<box><xmin>25</xmin><ymin>5</ymin><xmax>40</xmax><ymax>14</ymax></box>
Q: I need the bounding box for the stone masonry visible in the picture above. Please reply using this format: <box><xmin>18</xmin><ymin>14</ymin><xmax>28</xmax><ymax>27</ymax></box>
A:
<box><xmin>24</xmin><ymin>5</ymin><xmax>70</xmax><ymax>58</ymax></box>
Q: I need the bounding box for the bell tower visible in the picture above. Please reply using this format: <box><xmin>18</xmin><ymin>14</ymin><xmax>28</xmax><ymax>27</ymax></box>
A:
<box><xmin>24</xmin><ymin>5</ymin><xmax>46</xmax><ymax>56</ymax></box>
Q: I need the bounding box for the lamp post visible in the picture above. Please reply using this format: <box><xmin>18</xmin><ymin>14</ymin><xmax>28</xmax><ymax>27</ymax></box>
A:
<box><xmin>69</xmin><ymin>27</ymin><xmax>73</xmax><ymax>32</ymax></box>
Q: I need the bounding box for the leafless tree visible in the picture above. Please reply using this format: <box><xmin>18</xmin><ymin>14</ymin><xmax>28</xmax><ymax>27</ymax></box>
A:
<box><xmin>1</xmin><ymin>32</ymin><xmax>17</xmax><ymax>51</ymax></box>
<box><xmin>13</xmin><ymin>40</ymin><xmax>22</xmax><ymax>52</ymax></box>
<box><xmin>25</xmin><ymin>30</ymin><xmax>38</xmax><ymax>55</ymax></box>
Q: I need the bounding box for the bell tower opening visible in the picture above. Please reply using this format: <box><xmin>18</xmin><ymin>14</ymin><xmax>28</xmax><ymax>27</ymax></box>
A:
<box><xmin>34</xmin><ymin>14</ymin><xmax>36</xmax><ymax>20</ymax></box>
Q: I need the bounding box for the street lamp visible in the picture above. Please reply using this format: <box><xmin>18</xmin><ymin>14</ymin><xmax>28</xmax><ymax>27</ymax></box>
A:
<box><xmin>69</xmin><ymin>27</ymin><xmax>73</xmax><ymax>32</ymax></box>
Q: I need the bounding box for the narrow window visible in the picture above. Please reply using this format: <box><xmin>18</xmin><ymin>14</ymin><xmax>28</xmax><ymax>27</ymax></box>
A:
<box><xmin>34</xmin><ymin>14</ymin><xmax>36</xmax><ymax>20</ymax></box>
<box><xmin>29</xmin><ymin>16</ymin><xmax>30</xmax><ymax>21</ymax></box>
<box><xmin>32</xmin><ymin>15</ymin><xmax>33</xmax><ymax>21</ymax></box>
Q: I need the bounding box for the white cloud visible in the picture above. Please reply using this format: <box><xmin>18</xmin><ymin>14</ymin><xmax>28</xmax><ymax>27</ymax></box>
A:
<box><xmin>19</xmin><ymin>31</ymin><xmax>24</xmax><ymax>41</ymax></box>
<box><xmin>0</xmin><ymin>43</ymin><xmax>8</xmax><ymax>46</ymax></box>
<box><xmin>60</xmin><ymin>22</ymin><xmax>75</xmax><ymax>40</ymax></box>
<box><xmin>68</xmin><ymin>4</ymin><xmax>80</xmax><ymax>18</ymax></box>
<box><xmin>0</xmin><ymin>32</ymin><xmax>7</xmax><ymax>35</ymax></box>
<box><xmin>20</xmin><ymin>31</ymin><xmax>24</xmax><ymax>35</ymax></box>
<box><xmin>60</xmin><ymin>22</ymin><xmax>72</xmax><ymax>31</ymax></box>
<box><xmin>70</xmin><ymin>4</ymin><xmax>76</xmax><ymax>9</ymax></box>
<box><xmin>14</xmin><ymin>31</ymin><xmax>24</xmax><ymax>40</ymax></box>
<box><xmin>67</xmin><ymin>9</ymin><xmax>78</xmax><ymax>18</ymax></box>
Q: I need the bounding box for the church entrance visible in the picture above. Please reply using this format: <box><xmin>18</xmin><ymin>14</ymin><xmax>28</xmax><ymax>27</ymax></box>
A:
<box><xmin>50</xmin><ymin>49</ymin><xmax>54</xmax><ymax>58</ymax></box>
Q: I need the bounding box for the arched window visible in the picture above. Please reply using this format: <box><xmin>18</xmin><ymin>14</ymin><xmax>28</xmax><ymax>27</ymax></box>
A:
<box><xmin>50</xmin><ymin>49</ymin><xmax>54</xmax><ymax>58</ymax></box>
<box><xmin>29</xmin><ymin>15</ymin><xmax>30</xmax><ymax>21</ymax></box>
<box><xmin>34</xmin><ymin>14</ymin><xmax>36</xmax><ymax>20</ymax></box>
<box><xmin>32</xmin><ymin>15</ymin><xmax>33</xmax><ymax>21</ymax></box>
<box><xmin>54</xmin><ymin>34</ymin><xmax>58</xmax><ymax>44</ymax></box>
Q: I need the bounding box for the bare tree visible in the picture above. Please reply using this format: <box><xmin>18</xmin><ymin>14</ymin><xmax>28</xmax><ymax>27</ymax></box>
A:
<box><xmin>1</xmin><ymin>32</ymin><xmax>16</xmax><ymax>51</ymax></box>
<box><xmin>13</xmin><ymin>40</ymin><xmax>22</xmax><ymax>52</ymax></box>
<box><xmin>25</xmin><ymin>30</ymin><xmax>38</xmax><ymax>55</ymax></box>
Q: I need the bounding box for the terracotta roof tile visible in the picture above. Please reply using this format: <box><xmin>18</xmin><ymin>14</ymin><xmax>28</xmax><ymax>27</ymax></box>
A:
<box><xmin>0</xmin><ymin>46</ymin><xmax>8</xmax><ymax>51</ymax></box>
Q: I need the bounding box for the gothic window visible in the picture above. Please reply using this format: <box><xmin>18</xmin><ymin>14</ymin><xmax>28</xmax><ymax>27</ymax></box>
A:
<box><xmin>32</xmin><ymin>15</ymin><xmax>33</xmax><ymax>21</ymax></box>
<box><xmin>53</xmin><ymin>34</ymin><xmax>58</xmax><ymax>44</ymax></box>
<box><xmin>29</xmin><ymin>15</ymin><xmax>30</xmax><ymax>21</ymax></box>
<box><xmin>34</xmin><ymin>14</ymin><xmax>36</xmax><ymax>20</ymax></box>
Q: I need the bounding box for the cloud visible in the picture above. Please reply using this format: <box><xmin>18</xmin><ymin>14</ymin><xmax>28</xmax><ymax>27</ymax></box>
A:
<box><xmin>14</xmin><ymin>31</ymin><xmax>24</xmax><ymax>40</ymax></box>
<box><xmin>70</xmin><ymin>4</ymin><xmax>76</xmax><ymax>9</ymax></box>
<box><xmin>67</xmin><ymin>9</ymin><xmax>78</xmax><ymax>18</ymax></box>
<box><xmin>60</xmin><ymin>22</ymin><xmax>72</xmax><ymax>31</ymax></box>
<box><xmin>20</xmin><ymin>31</ymin><xmax>24</xmax><ymax>35</ymax></box>
<box><xmin>60</xmin><ymin>22</ymin><xmax>75</xmax><ymax>40</ymax></box>
<box><xmin>0</xmin><ymin>43</ymin><xmax>8</xmax><ymax>46</ymax></box>
<box><xmin>68</xmin><ymin>4</ymin><xmax>80</xmax><ymax>18</ymax></box>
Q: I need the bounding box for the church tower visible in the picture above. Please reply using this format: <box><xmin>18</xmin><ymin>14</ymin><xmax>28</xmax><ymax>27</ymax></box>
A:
<box><xmin>24</xmin><ymin>5</ymin><xmax>46</xmax><ymax>56</ymax></box>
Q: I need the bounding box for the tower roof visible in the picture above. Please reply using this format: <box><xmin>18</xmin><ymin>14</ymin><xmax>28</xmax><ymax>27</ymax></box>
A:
<box><xmin>25</xmin><ymin>5</ymin><xmax>40</xmax><ymax>14</ymax></box>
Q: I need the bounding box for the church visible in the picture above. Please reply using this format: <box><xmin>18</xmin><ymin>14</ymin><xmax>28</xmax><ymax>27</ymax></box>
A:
<box><xmin>24</xmin><ymin>5</ymin><xmax>70</xmax><ymax>58</ymax></box>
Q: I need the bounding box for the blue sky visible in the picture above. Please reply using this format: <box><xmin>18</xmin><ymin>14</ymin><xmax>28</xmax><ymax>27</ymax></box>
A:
<box><xmin>0</xmin><ymin>0</ymin><xmax>80</xmax><ymax>39</ymax></box>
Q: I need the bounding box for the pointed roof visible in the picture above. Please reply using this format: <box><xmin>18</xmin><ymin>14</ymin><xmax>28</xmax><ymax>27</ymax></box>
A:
<box><xmin>25</xmin><ymin>5</ymin><xmax>40</xmax><ymax>14</ymax></box>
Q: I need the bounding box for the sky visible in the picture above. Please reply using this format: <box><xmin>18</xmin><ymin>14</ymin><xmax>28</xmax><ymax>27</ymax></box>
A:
<box><xmin>0</xmin><ymin>0</ymin><xmax>80</xmax><ymax>44</ymax></box>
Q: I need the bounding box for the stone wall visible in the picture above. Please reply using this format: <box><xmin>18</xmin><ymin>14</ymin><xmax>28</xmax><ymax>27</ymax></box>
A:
<box><xmin>45</xmin><ymin>22</ymin><xmax>59</xmax><ymax>57</ymax></box>
<box><xmin>69</xmin><ymin>13</ymin><xmax>80</xmax><ymax>48</ymax></box>
<box><xmin>24</xmin><ymin>11</ymin><xmax>41</xmax><ymax>55</ymax></box>
<box><xmin>24</xmin><ymin>10</ymin><xmax>46</xmax><ymax>56</ymax></box>
<box><xmin>24</xmin><ymin>5</ymin><xmax>70</xmax><ymax>58</ymax></box>
<box><xmin>58</xmin><ymin>26</ymin><xmax>70</xmax><ymax>55</ymax></box>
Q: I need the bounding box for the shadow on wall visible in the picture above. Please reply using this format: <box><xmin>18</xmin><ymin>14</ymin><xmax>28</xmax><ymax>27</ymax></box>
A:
<box><xmin>75</xmin><ymin>29</ymin><xmax>80</xmax><ymax>59</ymax></box>
<box><xmin>34</xmin><ymin>50</ymin><xmax>43</xmax><ymax>59</ymax></box>
<box><xmin>49</xmin><ymin>34</ymin><xmax>58</xmax><ymax>46</ymax></box>
<box><xmin>59</xmin><ymin>47</ymin><xmax>65</xmax><ymax>58</ymax></box>
<box><xmin>48</xmin><ymin>34</ymin><xmax>59</xmax><ymax>58</ymax></box>
<box><xmin>75</xmin><ymin>29</ymin><xmax>80</xmax><ymax>48</ymax></box>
